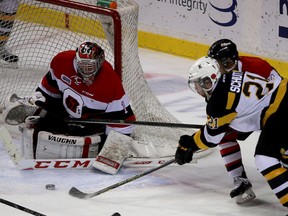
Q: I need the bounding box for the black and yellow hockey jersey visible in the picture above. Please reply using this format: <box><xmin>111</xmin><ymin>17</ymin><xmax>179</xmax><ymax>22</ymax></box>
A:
<box><xmin>192</xmin><ymin>69</ymin><xmax>284</xmax><ymax>150</ymax></box>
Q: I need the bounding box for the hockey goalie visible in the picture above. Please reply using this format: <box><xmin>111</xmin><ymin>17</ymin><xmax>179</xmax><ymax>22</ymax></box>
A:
<box><xmin>2</xmin><ymin>42</ymin><xmax>141</xmax><ymax>174</ymax></box>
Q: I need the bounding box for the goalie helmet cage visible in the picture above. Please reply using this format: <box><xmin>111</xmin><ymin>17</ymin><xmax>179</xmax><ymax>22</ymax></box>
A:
<box><xmin>0</xmin><ymin>0</ymin><xmax>210</xmax><ymax>158</ymax></box>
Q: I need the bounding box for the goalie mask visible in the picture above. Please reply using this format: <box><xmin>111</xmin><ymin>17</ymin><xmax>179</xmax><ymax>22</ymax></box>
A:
<box><xmin>188</xmin><ymin>56</ymin><xmax>221</xmax><ymax>100</ymax></box>
<box><xmin>208</xmin><ymin>39</ymin><xmax>238</xmax><ymax>73</ymax></box>
<box><xmin>76</xmin><ymin>42</ymin><xmax>105</xmax><ymax>86</ymax></box>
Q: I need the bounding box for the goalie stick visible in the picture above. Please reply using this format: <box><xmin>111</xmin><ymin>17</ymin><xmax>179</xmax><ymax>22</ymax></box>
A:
<box><xmin>0</xmin><ymin>127</ymin><xmax>183</xmax><ymax>170</ymax></box>
<box><xmin>69</xmin><ymin>158</ymin><xmax>175</xmax><ymax>199</ymax></box>
<box><xmin>65</xmin><ymin>118</ymin><xmax>203</xmax><ymax>129</ymax></box>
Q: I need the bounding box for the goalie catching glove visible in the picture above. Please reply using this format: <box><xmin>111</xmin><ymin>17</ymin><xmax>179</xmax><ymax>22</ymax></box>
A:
<box><xmin>3</xmin><ymin>92</ymin><xmax>46</xmax><ymax>125</ymax></box>
<box><xmin>175</xmin><ymin>135</ymin><xmax>199</xmax><ymax>165</ymax></box>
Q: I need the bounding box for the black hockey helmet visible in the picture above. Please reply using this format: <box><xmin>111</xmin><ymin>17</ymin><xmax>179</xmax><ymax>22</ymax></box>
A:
<box><xmin>208</xmin><ymin>39</ymin><xmax>238</xmax><ymax>72</ymax></box>
<box><xmin>208</xmin><ymin>39</ymin><xmax>238</xmax><ymax>60</ymax></box>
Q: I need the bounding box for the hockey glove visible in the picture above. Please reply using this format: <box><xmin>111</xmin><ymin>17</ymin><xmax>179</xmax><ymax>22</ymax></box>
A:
<box><xmin>175</xmin><ymin>135</ymin><xmax>196</xmax><ymax>165</ymax></box>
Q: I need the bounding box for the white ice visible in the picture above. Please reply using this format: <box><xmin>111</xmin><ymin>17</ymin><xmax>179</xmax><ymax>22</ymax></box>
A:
<box><xmin>0</xmin><ymin>48</ymin><xmax>287</xmax><ymax>216</ymax></box>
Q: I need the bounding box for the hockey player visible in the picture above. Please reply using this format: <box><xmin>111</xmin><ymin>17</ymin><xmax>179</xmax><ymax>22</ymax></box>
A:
<box><xmin>205</xmin><ymin>39</ymin><xmax>282</xmax><ymax>204</ymax></box>
<box><xmin>0</xmin><ymin>0</ymin><xmax>19</xmax><ymax>63</ymax></box>
<box><xmin>33</xmin><ymin>41</ymin><xmax>135</xmax><ymax>137</ymax></box>
<box><xmin>4</xmin><ymin>41</ymin><xmax>136</xmax><ymax>174</ymax></box>
<box><xmin>175</xmin><ymin>56</ymin><xmax>288</xmax><ymax>208</ymax></box>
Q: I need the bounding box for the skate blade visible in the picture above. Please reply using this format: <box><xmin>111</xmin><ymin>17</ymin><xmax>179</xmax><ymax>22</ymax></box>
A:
<box><xmin>235</xmin><ymin>188</ymin><xmax>256</xmax><ymax>204</ymax></box>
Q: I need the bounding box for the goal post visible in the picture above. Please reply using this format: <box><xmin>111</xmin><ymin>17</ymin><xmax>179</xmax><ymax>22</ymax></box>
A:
<box><xmin>0</xmin><ymin>0</ymin><xmax>211</xmax><ymax>159</ymax></box>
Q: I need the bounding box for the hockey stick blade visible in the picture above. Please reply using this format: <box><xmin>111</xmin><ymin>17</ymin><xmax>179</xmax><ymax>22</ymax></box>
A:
<box><xmin>69</xmin><ymin>158</ymin><xmax>176</xmax><ymax>199</ymax></box>
<box><xmin>69</xmin><ymin>187</ymin><xmax>94</xmax><ymax>199</ymax></box>
<box><xmin>65</xmin><ymin>118</ymin><xmax>202</xmax><ymax>129</ymax></box>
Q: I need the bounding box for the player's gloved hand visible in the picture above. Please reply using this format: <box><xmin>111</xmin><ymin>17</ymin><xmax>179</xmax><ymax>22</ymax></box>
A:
<box><xmin>175</xmin><ymin>135</ymin><xmax>195</xmax><ymax>165</ymax></box>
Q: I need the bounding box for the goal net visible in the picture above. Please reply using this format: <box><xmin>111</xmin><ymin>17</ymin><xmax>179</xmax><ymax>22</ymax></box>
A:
<box><xmin>0</xmin><ymin>0</ymin><xmax>210</xmax><ymax>159</ymax></box>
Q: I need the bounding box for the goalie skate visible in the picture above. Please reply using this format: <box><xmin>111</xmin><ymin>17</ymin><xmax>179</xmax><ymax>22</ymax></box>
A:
<box><xmin>230</xmin><ymin>177</ymin><xmax>256</xmax><ymax>204</ymax></box>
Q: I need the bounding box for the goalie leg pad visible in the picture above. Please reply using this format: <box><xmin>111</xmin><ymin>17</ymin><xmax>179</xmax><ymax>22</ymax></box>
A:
<box><xmin>93</xmin><ymin>130</ymin><xmax>133</xmax><ymax>175</ymax></box>
<box><xmin>21</xmin><ymin>128</ymin><xmax>101</xmax><ymax>159</ymax></box>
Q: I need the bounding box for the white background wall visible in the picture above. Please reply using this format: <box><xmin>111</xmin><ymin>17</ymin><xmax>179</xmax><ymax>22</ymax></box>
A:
<box><xmin>133</xmin><ymin>0</ymin><xmax>288</xmax><ymax>61</ymax></box>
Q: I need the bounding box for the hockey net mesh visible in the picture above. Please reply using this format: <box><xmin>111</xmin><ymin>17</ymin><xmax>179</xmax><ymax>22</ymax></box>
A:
<box><xmin>0</xmin><ymin>0</ymin><xmax>210</xmax><ymax>159</ymax></box>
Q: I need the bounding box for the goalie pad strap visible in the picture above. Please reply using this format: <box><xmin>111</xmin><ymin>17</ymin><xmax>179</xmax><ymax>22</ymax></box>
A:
<box><xmin>82</xmin><ymin>137</ymin><xmax>92</xmax><ymax>158</ymax></box>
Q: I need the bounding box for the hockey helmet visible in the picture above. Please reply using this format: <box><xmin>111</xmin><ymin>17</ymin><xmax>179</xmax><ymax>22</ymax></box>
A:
<box><xmin>208</xmin><ymin>39</ymin><xmax>238</xmax><ymax>72</ymax></box>
<box><xmin>76</xmin><ymin>42</ymin><xmax>105</xmax><ymax>85</ymax></box>
<box><xmin>188</xmin><ymin>56</ymin><xmax>221</xmax><ymax>99</ymax></box>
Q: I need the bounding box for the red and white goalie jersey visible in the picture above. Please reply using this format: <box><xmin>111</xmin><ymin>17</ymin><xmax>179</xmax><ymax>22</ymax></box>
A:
<box><xmin>38</xmin><ymin>50</ymin><xmax>135</xmax><ymax>135</ymax></box>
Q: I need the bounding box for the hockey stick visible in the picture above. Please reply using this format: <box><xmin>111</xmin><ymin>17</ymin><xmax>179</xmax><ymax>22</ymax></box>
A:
<box><xmin>0</xmin><ymin>198</ymin><xmax>46</xmax><ymax>216</ymax></box>
<box><xmin>69</xmin><ymin>158</ymin><xmax>176</xmax><ymax>199</ymax></box>
<box><xmin>34</xmin><ymin>99</ymin><xmax>202</xmax><ymax>129</ymax></box>
<box><xmin>65</xmin><ymin>118</ymin><xmax>202</xmax><ymax>129</ymax></box>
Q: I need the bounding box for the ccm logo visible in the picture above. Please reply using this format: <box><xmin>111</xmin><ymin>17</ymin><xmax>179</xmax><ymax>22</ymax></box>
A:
<box><xmin>34</xmin><ymin>160</ymin><xmax>93</xmax><ymax>168</ymax></box>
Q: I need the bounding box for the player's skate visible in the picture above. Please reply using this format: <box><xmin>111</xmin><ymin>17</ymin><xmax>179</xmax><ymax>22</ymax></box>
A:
<box><xmin>0</xmin><ymin>46</ymin><xmax>18</xmax><ymax>63</ymax></box>
<box><xmin>230</xmin><ymin>176</ymin><xmax>256</xmax><ymax>204</ymax></box>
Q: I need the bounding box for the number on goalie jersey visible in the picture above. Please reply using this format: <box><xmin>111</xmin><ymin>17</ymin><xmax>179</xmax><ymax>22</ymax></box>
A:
<box><xmin>176</xmin><ymin>56</ymin><xmax>288</xmax><ymax>208</ymax></box>
<box><xmin>36</xmin><ymin>41</ymin><xmax>135</xmax><ymax>137</ymax></box>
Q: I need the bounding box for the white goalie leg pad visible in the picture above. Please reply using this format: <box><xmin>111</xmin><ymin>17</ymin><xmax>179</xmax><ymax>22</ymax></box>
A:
<box><xmin>21</xmin><ymin>128</ymin><xmax>101</xmax><ymax>159</ymax></box>
<box><xmin>93</xmin><ymin>130</ymin><xmax>133</xmax><ymax>175</ymax></box>
<box><xmin>36</xmin><ymin>131</ymin><xmax>101</xmax><ymax>159</ymax></box>
<box><xmin>3</xmin><ymin>94</ymin><xmax>39</xmax><ymax>125</ymax></box>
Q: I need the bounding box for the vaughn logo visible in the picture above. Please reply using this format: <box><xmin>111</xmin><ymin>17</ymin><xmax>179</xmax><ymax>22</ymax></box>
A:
<box><xmin>48</xmin><ymin>135</ymin><xmax>77</xmax><ymax>144</ymax></box>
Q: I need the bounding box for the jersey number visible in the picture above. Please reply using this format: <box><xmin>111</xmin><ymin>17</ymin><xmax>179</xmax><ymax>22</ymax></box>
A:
<box><xmin>243</xmin><ymin>74</ymin><xmax>274</xmax><ymax>100</ymax></box>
